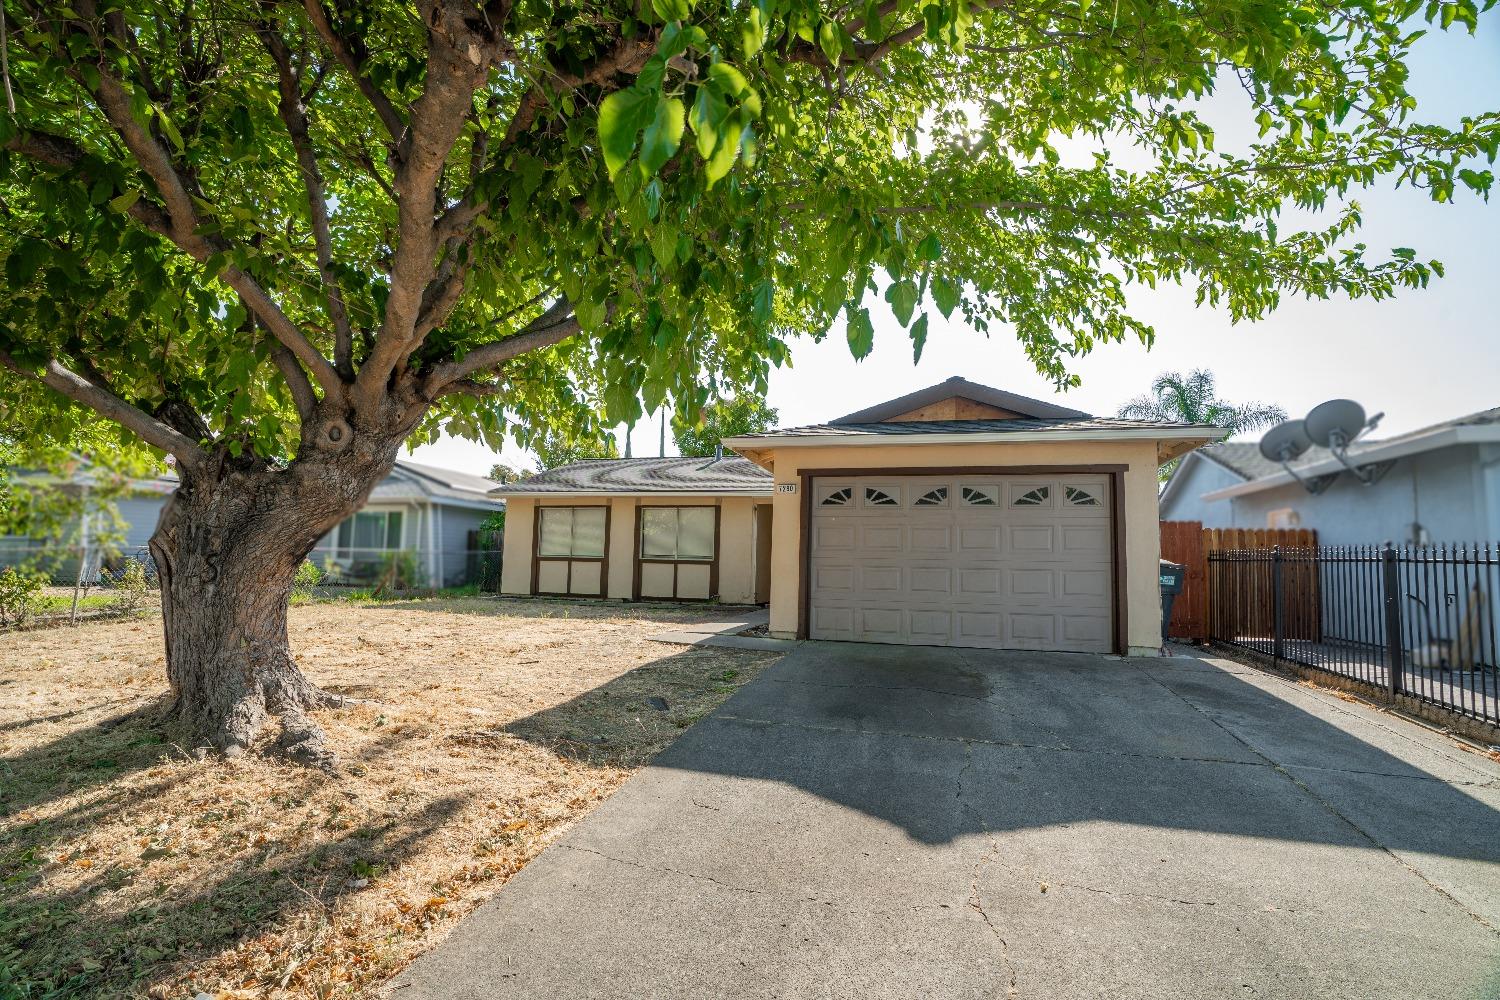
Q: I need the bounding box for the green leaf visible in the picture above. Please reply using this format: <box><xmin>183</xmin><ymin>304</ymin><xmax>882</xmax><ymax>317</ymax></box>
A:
<box><xmin>651</xmin><ymin>0</ymin><xmax>691</xmax><ymax>22</ymax></box>
<box><xmin>916</xmin><ymin>233</ymin><xmax>942</xmax><ymax>262</ymax></box>
<box><xmin>910</xmin><ymin>312</ymin><xmax>929</xmax><ymax>363</ymax></box>
<box><xmin>704</xmin><ymin>118</ymin><xmax>743</xmax><ymax>186</ymax></box>
<box><xmin>640</xmin><ymin>96</ymin><xmax>686</xmax><ymax>176</ymax></box>
<box><xmin>108</xmin><ymin>190</ymin><xmax>142</xmax><ymax>214</ymax></box>
<box><xmin>742</xmin><ymin>5</ymin><xmax>765</xmax><ymax>57</ymax></box>
<box><xmin>885</xmin><ymin>278</ymin><xmax>919</xmax><ymax>327</ymax></box>
<box><xmin>931</xmin><ymin>275</ymin><xmax>960</xmax><ymax>318</ymax></box>
<box><xmin>818</xmin><ymin>20</ymin><xmax>842</xmax><ymax>65</ymax></box>
<box><xmin>846</xmin><ymin>306</ymin><xmax>874</xmax><ymax>360</ymax></box>
<box><xmin>598</xmin><ymin>86</ymin><xmax>656</xmax><ymax>179</ymax></box>
<box><xmin>752</xmin><ymin>279</ymin><xmax>774</xmax><ymax>326</ymax></box>
<box><xmin>690</xmin><ymin>84</ymin><xmax>728</xmax><ymax>160</ymax></box>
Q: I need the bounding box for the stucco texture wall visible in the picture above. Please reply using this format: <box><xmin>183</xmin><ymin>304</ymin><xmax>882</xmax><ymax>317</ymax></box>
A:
<box><xmin>500</xmin><ymin>494</ymin><xmax>763</xmax><ymax>604</ymax></box>
<box><xmin>763</xmin><ymin>439</ymin><xmax>1165</xmax><ymax>655</ymax></box>
<box><xmin>1160</xmin><ymin>455</ymin><xmax>1244</xmax><ymax>529</ymax></box>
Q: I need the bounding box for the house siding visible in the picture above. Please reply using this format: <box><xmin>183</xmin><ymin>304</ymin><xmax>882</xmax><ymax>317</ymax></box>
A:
<box><xmin>1225</xmin><ymin>443</ymin><xmax>1494</xmax><ymax>545</ymax></box>
<box><xmin>1159</xmin><ymin>456</ymin><xmax>1244</xmax><ymax>528</ymax></box>
<box><xmin>436</xmin><ymin>504</ymin><xmax>493</xmax><ymax>587</ymax></box>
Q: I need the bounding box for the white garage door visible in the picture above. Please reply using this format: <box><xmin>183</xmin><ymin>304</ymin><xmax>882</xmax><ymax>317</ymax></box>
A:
<box><xmin>808</xmin><ymin>474</ymin><xmax>1115</xmax><ymax>652</ymax></box>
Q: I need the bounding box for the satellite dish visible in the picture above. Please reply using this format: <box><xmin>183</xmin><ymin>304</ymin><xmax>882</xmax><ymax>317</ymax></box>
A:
<box><xmin>1305</xmin><ymin>399</ymin><xmax>1367</xmax><ymax>451</ymax></box>
<box><xmin>1259</xmin><ymin>420</ymin><xmax>1313</xmax><ymax>464</ymax></box>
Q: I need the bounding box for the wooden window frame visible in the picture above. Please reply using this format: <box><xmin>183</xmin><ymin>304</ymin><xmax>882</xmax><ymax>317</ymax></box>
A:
<box><xmin>531</xmin><ymin>504</ymin><xmax>611</xmax><ymax>597</ymax></box>
<box><xmin>632</xmin><ymin>504</ymin><xmax>722</xmax><ymax>602</ymax></box>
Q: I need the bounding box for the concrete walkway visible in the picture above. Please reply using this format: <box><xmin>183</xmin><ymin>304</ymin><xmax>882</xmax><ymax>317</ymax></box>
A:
<box><xmin>393</xmin><ymin>643</ymin><xmax>1500</xmax><ymax>1000</ymax></box>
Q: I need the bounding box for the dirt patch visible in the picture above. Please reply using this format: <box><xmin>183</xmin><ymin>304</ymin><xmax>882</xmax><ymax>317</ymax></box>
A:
<box><xmin>0</xmin><ymin>597</ymin><xmax>781</xmax><ymax>999</ymax></box>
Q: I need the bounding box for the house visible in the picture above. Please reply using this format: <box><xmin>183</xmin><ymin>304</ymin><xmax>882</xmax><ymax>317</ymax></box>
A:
<box><xmin>1160</xmin><ymin>407</ymin><xmax>1500</xmax><ymax>545</ymax></box>
<box><xmin>1</xmin><ymin>459</ymin><xmax>503</xmax><ymax>588</ymax></box>
<box><xmin>496</xmin><ymin>377</ymin><xmax>1219</xmax><ymax>655</ymax></box>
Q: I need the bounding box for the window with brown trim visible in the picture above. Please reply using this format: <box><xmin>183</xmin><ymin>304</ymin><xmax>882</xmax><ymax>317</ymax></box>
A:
<box><xmin>538</xmin><ymin>507</ymin><xmax>607</xmax><ymax>558</ymax></box>
<box><xmin>640</xmin><ymin>507</ymin><xmax>716</xmax><ymax>561</ymax></box>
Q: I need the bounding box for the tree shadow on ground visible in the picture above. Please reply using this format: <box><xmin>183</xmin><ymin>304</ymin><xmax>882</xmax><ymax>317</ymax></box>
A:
<box><xmin>504</xmin><ymin>641</ymin><xmax>1500</xmax><ymax>865</ymax></box>
<box><xmin>324</xmin><ymin>594</ymin><xmax>762</xmax><ymax>627</ymax></box>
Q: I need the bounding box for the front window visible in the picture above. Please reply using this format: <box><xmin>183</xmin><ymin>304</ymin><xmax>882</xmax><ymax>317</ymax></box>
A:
<box><xmin>322</xmin><ymin>510</ymin><xmax>403</xmax><ymax>556</ymax></box>
<box><xmin>640</xmin><ymin>507</ymin><xmax>716</xmax><ymax>561</ymax></box>
<box><xmin>539</xmin><ymin>507</ymin><xmax>607</xmax><ymax>558</ymax></box>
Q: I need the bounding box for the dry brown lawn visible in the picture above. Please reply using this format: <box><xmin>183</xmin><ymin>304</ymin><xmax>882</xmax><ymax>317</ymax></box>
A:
<box><xmin>0</xmin><ymin>597</ymin><xmax>780</xmax><ymax>999</ymax></box>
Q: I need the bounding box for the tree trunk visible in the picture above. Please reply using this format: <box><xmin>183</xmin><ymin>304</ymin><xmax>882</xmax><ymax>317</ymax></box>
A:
<box><xmin>148</xmin><ymin>435</ymin><xmax>401</xmax><ymax>767</ymax></box>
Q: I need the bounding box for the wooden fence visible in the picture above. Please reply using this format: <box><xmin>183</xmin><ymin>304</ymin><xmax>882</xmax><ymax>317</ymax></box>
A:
<box><xmin>1160</xmin><ymin>523</ymin><xmax>1319</xmax><ymax>641</ymax></box>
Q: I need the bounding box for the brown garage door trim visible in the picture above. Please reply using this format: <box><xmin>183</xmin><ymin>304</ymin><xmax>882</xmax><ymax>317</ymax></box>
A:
<box><xmin>796</xmin><ymin>466</ymin><xmax>1128</xmax><ymax>654</ymax></box>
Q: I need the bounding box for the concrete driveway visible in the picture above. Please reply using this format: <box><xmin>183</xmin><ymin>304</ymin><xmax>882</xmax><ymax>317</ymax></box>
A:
<box><xmin>394</xmin><ymin>643</ymin><xmax>1500</xmax><ymax>1000</ymax></box>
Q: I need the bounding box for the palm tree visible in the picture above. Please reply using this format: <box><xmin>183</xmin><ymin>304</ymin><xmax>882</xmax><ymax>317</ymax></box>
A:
<box><xmin>1120</xmin><ymin>370</ymin><xmax>1287</xmax><ymax>479</ymax></box>
<box><xmin>1119</xmin><ymin>369</ymin><xmax>1287</xmax><ymax>434</ymax></box>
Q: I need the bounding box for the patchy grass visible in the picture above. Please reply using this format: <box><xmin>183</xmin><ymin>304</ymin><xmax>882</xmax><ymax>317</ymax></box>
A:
<box><xmin>0</xmin><ymin>598</ymin><xmax>778</xmax><ymax>999</ymax></box>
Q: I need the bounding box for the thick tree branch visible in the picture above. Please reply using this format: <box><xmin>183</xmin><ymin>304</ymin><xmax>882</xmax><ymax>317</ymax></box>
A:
<box><xmin>352</xmin><ymin>1</ymin><xmax>500</xmax><ymax>414</ymax></box>
<box><xmin>0</xmin><ymin>350</ymin><xmax>208</xmax><ymax>469</ymax></box>
<box><xmin>268</xmin><ymin>341</ymin><xmax>318</xmax><ymax>421</ymax></box>
<box><xmin>301</xmin><ymin>0</ymin><xmax>406</xmax><ymax>141</ymax></box>
<box><xmin>260</xmin><ymin>22</ymin><xmax>356</xmax><ymax>378</ymax></box>
<box><xmin>424</xmin><ymin>298</ymin><xmax>580</xmax><ymax>392</ymax></box>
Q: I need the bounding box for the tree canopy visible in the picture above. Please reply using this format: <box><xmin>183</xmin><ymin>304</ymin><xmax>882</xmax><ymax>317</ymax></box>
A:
<box><xmin>672</xmin><ymin>395</ymin><xmax>779</xmax><ymax>456</ymax></box>
<box><xmin>1</xmin><ymin>0</ymin><xmax>1494</xmax><ymax>476</ymax></box>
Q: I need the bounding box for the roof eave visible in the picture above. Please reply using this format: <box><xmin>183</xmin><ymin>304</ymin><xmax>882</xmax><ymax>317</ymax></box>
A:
<box><xmin>491</xmin><ymin>488</ymin><xmax>774</xmax><ymax>499</ymax></box>
<box><xmin>724</xmin><ymin>426</ymin><xmax>1223</xmax><ymax>449</ymax></box>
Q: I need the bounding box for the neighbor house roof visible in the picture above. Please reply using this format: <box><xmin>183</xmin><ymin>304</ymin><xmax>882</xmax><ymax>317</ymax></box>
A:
<box><xmin>1199</xmin><ymin>405</ymin><xmax>1500</xmax><ymax>502</ymax></box>
<box><xmin>491</xmin><ymin>456</ymin><xmax>772</xmax><ymax>497</ymax></box>
<box><xmin>367</xmin><ymin>460</ymin><xmax>505</xmax><ymax>510</ymax></box>
<box><xmin>830</xmin><ymin>376</ymin><xmax>1092</xmax><ymax>423</ymax></box>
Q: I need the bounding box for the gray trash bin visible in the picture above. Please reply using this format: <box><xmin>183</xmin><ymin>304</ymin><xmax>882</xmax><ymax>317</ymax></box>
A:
<box><xmin>1159</xmin><ymin>559</ymin><xmax>1186</xmax><ymax>642</ymax></box>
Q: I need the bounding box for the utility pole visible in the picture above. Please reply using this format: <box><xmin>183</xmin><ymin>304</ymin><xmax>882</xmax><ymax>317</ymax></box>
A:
<box><xmin>659</xmin><ymin>410</ymin><xmax>666</xmax><ymax>458</ymax></box>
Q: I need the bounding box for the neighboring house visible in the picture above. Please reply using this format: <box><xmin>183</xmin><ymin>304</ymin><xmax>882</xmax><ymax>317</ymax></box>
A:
<box><xmin>496</xmin><ymin>376</ymin><xmax>1218</xmax><ymax>655</ymax></box>
<box><xmin>1160</xmin><ymin>407</ymin><xmax>1500</xmax><ymax>545</ymax></box>
<box><xmin>1</xmin><ymin>459</ymin><xmax>503</xmax><ymax>587</ymax></box>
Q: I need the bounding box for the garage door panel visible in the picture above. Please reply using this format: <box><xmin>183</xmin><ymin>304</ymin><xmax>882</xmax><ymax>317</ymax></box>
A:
<box><xmin>859</xmin><ymin>565</ymin><xmax>903</xmax><ymax>592</ymax></box>
<box><xmin>816</xmin><ymin>524</ymin><xmax>856</xmax><ymax>549</ymax></box>
<box><xmin>809</xmin><ymin>475</ymin><xmax>1114</xmax><ymax>653</ymax></box>
<box><xmin>956</xmin><ymin>612</ymin><xmax>1003</xmax><ymax>643</ymax></box>
<box><xmin>860</xmin><ymin>524</ymin><xmax>905</xmax><ymax>549</ymax></box>
<box><xmin>1008</xmin><ymin>524</ymin><xmax>1056</xmax><ymax>554</ymax></box>
<box><xmin>1061</xmin><ymin>569</ymin><xmax>1109</xmax><ymax>599</ymax></box>
<box><xmin>958</xmin><ymin>526</ymin><xmax>1003</xmax><ymax>553</ymax></box>
<box><xmin>857</xmin><ymin>607</ymin><xmax>903</xmax><ymax>640</ymax></box>
<box><xmin>909</xmin><ymin>566</ymin><xmax>953</xmax><ymax>596</ymax></box>
<box><xmin>957</xmin><ymin>568</ymin><xmax>1002</xmax><ymax>597</ymax></box>
<box><xmin>1061</xmin><ymin>524</ymin><xmax>1110</xmax><ymax>554</ymax></box>
<box><xmin>910</xmin><ymin>525</ymin><xmax>953</xmax><ymax>551</ymax></box>
<box><xmin>909</xmin><ymin>610</ymin><xmax>953</xmax><ymax>641</ymax></box>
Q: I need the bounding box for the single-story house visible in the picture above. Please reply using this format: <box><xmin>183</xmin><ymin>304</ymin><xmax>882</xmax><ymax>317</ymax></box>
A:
<box><xmin>1</xmin><ymin>459</ymin><xmax>504</xmax><ymax>587</ymax></box>
<box><xmin>1160</xmin><ymin>406</ymin><xmax>1500</xmax><ymax>545</ymax></box>
<box><xmin>496</xmin><ymin>377</ymin><xmax>1219</xmax><ymax>655</ymax></box>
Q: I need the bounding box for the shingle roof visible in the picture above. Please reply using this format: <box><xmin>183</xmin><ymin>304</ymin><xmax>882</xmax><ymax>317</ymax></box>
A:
<box><xmin>733</xmin><ymin>416</ymin><xmax>1213</xmax><ymax>440</ymax></box>
<box><xmin>493</xmin><ymin>456</ymin><xmax>772</xmax><ymax>495</ymax></box>
<box><xmin>830</xmin><ymin>376</ymin><xmax>1092</xmax><ymax>423</ymax></box>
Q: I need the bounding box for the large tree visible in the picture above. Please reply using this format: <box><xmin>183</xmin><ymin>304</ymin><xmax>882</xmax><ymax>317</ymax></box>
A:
<box><xmin>0</xmin><ymin>0</ymin><xmax>1493</xmax><ymax>762</ymax></box>
<box><xmin>673</xmin><ymin>395</ymin><xmax>778</xmax><ymax>456</ymax></box>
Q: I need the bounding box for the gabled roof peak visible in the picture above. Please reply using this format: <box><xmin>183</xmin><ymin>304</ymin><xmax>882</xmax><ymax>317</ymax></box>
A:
<box><xmin>829</xmin><ymin>377</ymin><xmax>1091</xmax><ymax>425</ymax></box>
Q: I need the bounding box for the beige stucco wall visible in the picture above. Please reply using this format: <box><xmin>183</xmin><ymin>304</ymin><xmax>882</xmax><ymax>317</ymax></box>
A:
<box><xmin>499</xmin><ymin>494</ymin><xmax>764</xmax><ymax>604</ymax></box>
<box><xmin>763</xmin><ymin>440</ymin><xmax>1164</xmax><ymax>654</ymax></box>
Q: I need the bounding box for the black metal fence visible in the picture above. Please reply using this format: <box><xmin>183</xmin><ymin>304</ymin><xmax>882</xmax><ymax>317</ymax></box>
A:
<box><xmin>1207</xmin><ymin>544</ymin><xmax>1499</xmax><ymax>728</ymax></box>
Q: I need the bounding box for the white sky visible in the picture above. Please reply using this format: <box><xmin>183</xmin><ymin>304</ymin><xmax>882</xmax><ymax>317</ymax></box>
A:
<box><xmin>414</xmin><ymin>18</ymin><xmax>1500</xmax><ymax>475</ymax></box>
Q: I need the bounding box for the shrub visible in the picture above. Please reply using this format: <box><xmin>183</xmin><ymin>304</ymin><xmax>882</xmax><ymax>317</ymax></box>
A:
<box><xmin>114</xmin><ymin>560</ymin><xmax>152</xmax><ymax>614</ymax></box>
<box><xmin>0</xmin><ymin>566</ymin><xmax>47</xmax><ymax>628</ymax></box>
<box><xmin>374</xmin><ymin>550</ymin><xmax>427</xmax><ymax>597</ymax></box>
<box><xmin>291</xmin><ymin>559</ymin><xmax>323</xmax><ymax>603</ymax></box>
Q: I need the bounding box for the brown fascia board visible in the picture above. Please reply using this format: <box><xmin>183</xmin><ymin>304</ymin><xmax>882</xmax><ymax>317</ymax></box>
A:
<box><xmin>828</xmin><ymin>376</ymin><xmax>1092</xmax><ymax>424</ymax></box>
